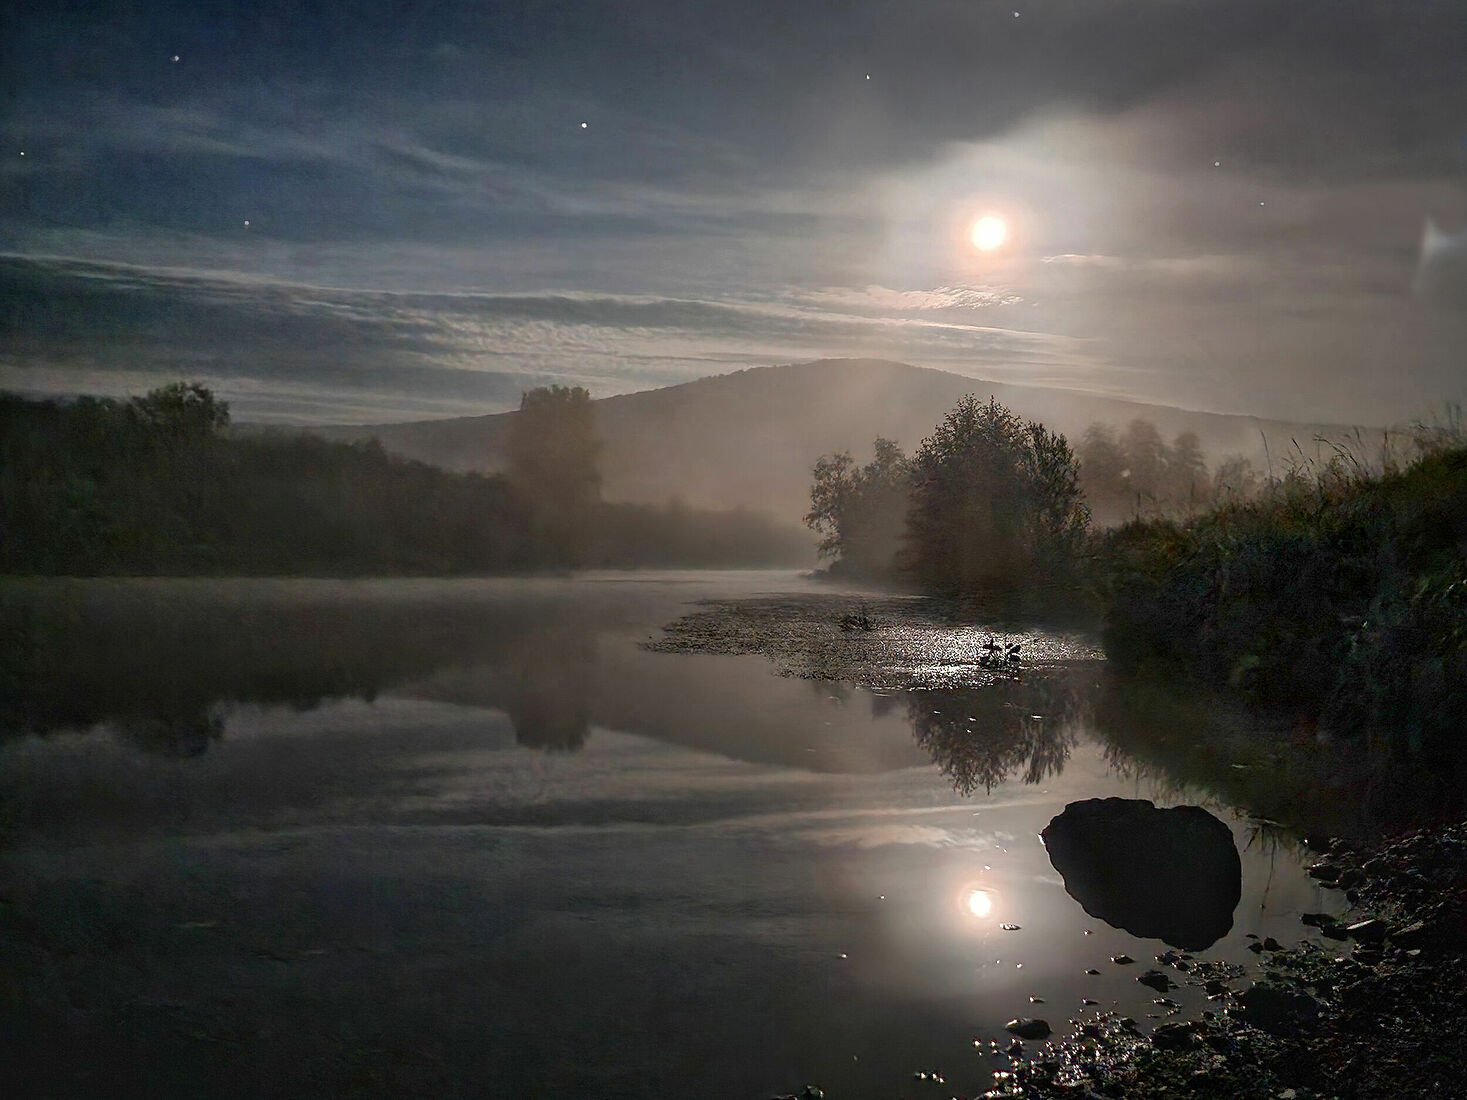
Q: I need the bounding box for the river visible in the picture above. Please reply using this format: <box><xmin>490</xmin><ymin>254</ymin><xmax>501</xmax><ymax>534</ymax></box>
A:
<box><xmin>0</xmin><ymin>571</ymin><xmax>1344</xmax><ymax>1098</ymax></box>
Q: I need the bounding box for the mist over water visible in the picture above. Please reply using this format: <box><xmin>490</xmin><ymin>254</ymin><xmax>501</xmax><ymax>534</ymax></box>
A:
<box><xmin>1</xmin><ymin>572</ymin><xmax>1344</xmax><ymax>1099</ymax></box>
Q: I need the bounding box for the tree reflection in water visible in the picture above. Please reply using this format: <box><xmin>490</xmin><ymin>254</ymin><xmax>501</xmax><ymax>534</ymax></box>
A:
<box><xmin>906</xmin><ymin>669</ymin><xmax>1098</xmax><ymax>795</ymax></box>
<box><xmin>502</xmin><ymin>628</ymin><xmax>594</xmax><ymax>753</ymax></box>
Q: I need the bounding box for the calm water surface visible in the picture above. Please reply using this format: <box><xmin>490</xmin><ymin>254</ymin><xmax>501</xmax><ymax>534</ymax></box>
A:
<box><xmin>0</xmin><ymin>572</ymin><xmax>1343</xmax><ymax>1098</ymax></box>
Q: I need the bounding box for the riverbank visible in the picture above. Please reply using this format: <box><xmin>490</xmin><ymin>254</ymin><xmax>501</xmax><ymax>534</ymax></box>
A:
<box><xmin>1097</xmin><ymin>446</ymin><xmax>1467</xmax><ymax>767</ymax></box>
<box><xmin>995</xmin><ymin>822</ymin><xmax>1467</xmax><ymax>1100</ymax></box>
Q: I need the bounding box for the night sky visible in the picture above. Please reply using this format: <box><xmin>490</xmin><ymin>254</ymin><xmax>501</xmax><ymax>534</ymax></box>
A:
<box><xmin>3</xmin><ymin>1</ymin><xmax>1466</xmax><ymax>424</ymax></box>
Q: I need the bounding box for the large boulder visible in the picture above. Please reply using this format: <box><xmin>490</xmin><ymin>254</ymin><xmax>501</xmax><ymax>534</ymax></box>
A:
<box><xmin>1042</xmin><ymin>797</ymin><xmax>1241</xmax><ymax>950</ymax></box>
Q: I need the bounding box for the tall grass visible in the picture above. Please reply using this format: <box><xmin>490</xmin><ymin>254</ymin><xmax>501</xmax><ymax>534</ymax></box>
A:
<box><xmin>1096</xmin><ymin>421</ymin><xmax>1467</xmax><ymax>766</ymax></box>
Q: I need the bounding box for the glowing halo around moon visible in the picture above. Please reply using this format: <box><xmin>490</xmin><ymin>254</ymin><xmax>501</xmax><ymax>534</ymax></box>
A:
<box><xmin>970</xmin><ymin>214</ymin><xmax>1009</xmax><ymax>252</ymax></box>
<box><xmin>966</xmin><ymin>888</ymin><xmax>994</xmax><ymax>918</ymax></box>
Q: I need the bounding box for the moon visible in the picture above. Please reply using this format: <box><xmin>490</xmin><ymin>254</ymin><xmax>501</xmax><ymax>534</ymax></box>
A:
<box><xmin>971</xmin><ymin>214</ymin><xmax>1008</xmax><ymax>252</ymax></box>
<box><xmin>966</xmin><ymin>888</ymin><xmax>994</xmax><ymax>918</ymax></box>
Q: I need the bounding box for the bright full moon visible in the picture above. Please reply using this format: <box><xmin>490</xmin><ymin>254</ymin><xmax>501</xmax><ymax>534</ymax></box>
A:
<box><xmin>966</xmin><ymin>888</ymin><xmax>994</xmax><ymax>918</ymax></box>
<box><xmin>970</xmin><ymin>214</ymin><xmax>1008</xmax><ymax>252</ymax></box>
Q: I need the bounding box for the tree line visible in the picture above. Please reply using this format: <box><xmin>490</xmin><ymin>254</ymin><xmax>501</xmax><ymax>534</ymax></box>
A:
<box><xmin>0</xmin><ymin>382</ymin><xmax>808</xmax><ymax>575</ymax></box>
<box><xmin>805</xmin><ymin>401</ymin><xmax>1270</xmax><ymax>596</ymax></box>
<box><xmin>1076</xmin><ymin>420</ymin><xmax>1260</xmax><ymax>524</ymax></box>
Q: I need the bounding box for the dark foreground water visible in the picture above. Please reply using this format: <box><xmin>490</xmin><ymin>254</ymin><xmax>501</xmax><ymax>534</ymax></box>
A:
<box><xmin>0</xmin><ymin>572</ymin><xmax>1343</xmax><ymax>1098</ymax></box>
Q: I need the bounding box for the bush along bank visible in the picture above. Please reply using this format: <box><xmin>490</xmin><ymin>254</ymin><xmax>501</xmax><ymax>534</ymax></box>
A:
<box><xmin>1096</xmin><ymin>446</ymin><xmax>1467</xmax><ymax>769</ymax></box>
<box><xmin>993</xmin><ymin>824</ymin><xmax>1467</xmax><ymax>1100</ymax></box>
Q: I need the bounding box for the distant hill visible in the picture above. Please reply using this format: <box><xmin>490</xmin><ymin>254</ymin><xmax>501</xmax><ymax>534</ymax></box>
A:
<box><xmin>305</xmin><ymin>359</ymin><xmax>1356</xmax><ymax>522</ymax></box>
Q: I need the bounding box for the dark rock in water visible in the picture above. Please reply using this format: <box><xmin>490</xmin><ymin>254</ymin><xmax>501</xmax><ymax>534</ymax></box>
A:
<box><xmin>1041</xmin><ymin>798</ymin><xmax>1242</xmax><ymax>950</ymax></box>
<box><xmin>1301</xmin><ymin>912</ymin><xmax>1333</xmax><ymax>927</ymax></box>
<box><xmin>1084</xmin><ymin>968</ymin><xmax>1101</xmax><ymax>975</ymax></box>
<box><xmin>1006</xmin><ymin>1017</ymin><xmax>1052</xmax><ymax>1039</ymax></box>
<box><xmin>1236</xmin><ymin>983</ymin><xmax>1322</xmax><ymax>1036</ymax></box>
<box><xmin>1137</xmin><ymin>969</ymin><xmax>1175</xmax><ymax>992</ymax></box>
<box><xmin>1339</xmin><ymin>867</ymin><xmax>1364</xmax><ymax>889</ymax></box>
<box><xmin>1110</xmin><ymin>954</ymin><xmax>1135</xmax><ymax>965</ymax></box>
<box><xmin>1320</xmin><ymin>923</ymin><xmax>1350</xmax><ymax>941</ymax></box>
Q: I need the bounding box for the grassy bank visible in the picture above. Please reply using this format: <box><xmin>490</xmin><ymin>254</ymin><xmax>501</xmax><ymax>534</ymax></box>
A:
<box><xmin>1096</xmin><ymin>446</ymin><xmax>1467</xmax><ymax>771</ymax></box>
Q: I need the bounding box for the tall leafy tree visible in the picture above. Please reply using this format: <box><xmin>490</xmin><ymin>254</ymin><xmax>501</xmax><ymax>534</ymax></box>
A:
<box><xmin>805</xmin><ymin>437</ymin><xmax>910</xmax><ymax>575</ymax></box>
<box><xmin>904</xmin><ymin>396</ymin><xmax>1088</xmax><ymax>595</ymax></box>
<box><xmin>505</xmin><ymin>385</ymin><xmax>602</xmax><ymax>564</ymax></box>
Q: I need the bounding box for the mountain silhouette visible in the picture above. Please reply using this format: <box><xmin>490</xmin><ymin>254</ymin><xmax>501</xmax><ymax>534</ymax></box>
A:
<box><xmin>304</xmin><ymin>359</ymin><xmax>1353</xmax><ymax>521</ymax></box>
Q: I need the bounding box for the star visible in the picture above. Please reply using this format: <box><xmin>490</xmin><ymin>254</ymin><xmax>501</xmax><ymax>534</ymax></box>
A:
<box><xmin>580</xmin><ymin>121</ymin><xmax>588</xmax><ymax>129</ymax></box>
<box><xmin>243</xmin><ymin>219</ymin><xmax>251</xmax><ymax>227</ymax></box>
<box><xmin>170</xmin><ymin>55</ymin><xmax>180</xmax><ymax>63</ymax></box>
<box><xmin>1213</xmin><ymin>160</ymin><xmax>1221</xmax><ymax>167</ymax></box>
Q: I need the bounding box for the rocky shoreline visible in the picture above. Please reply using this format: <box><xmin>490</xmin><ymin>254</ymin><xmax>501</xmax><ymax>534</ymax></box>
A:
<box><xmin>990</xmin><ymin>823</ymin><xmax>1467</xmax><ymax>1099</ymax></box>
<box><xmin>658</xmin><ymin>593</ymin><xmax>1467</xmax><ymax>1098</ymax></box>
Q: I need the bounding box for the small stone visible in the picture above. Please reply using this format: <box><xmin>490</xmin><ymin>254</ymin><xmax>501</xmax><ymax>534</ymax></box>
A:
<box><xmin>1000</xmin><ymin>923</ymin><xmax>1022</xmax><ymax>931</ymax></box>
<box><xmin>1111</xmin><ymin>954</ymin><xmax>1135</xmax><ymax>965</ymax></box>
<box><xmin>1081</xmin><ymin>998</ymin><xmax>1099</xmax><ymax>1006</ymax></box>
<box><xmin>1391</xmin><ymin>921</ymin><xmax>1427</xmax><ymax>949</ymax></box>
<box><xmin>1085</xmin><ymin>968</ymin><xmax>1101</xmax><ymax>975</ymax></box>
<box><xmin>1138</xmin><ymin>969</ymin><xmax>1176</xmax><ymax>993</ymax></box>
<box><xmin>1263</xmin><ymin>937</ymin><xmax>1283</xmax><ymax>951</ymax></box>
<box><xmin>1005</xmin><ymin>1017</ymin><xmax>1051</xmax><ymax>1040</ymax></box>
<box><xmin>1347</xmin><ymin>918</ymin><xmax>1386</xmax><ymax>943</ymax></box>
<box><xmin>1237</xmin><ymin>983</ymin><xmax>1322</xmax><ymax>1036</ymax></box>
<box><xmin>1151</xmin><ymin>1021</ymin><xmax>1199</xmax><ymax>1051</ymax></box>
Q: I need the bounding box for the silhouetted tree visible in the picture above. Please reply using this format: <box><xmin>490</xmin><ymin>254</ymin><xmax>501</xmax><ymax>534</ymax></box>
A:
<box><xmin>805</xmin><ymin>437</ymin><xmax>911</xmax><ymax>575</ymax></box>
<box><xmin>1166</xmin><ymin>431</ymin><xmax>1209</xmax><ymax>508</ymax></box>
<box><xmin>904</xmin><ymin>396</ymin><xmax>1088</xmax><ymax>595</ymax></box>
<box><xmin>1121</xmin><ymin>418</ymin><xmax>1167</xmax><ymax>503</ymax></box>
<box><xmin>130</xmin><ymin>381</ymin><xmax>230</xmax><ymax>439</ymax></box>
<box><xmin>505</xmin><ymin>385</ymin><xmax>601</xmax><ymax>564</ymax></box>
<box><xmin>1211</xmin><ymin>453</ymin><xmax>1261</xmax><ymax>501</ymax></box>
